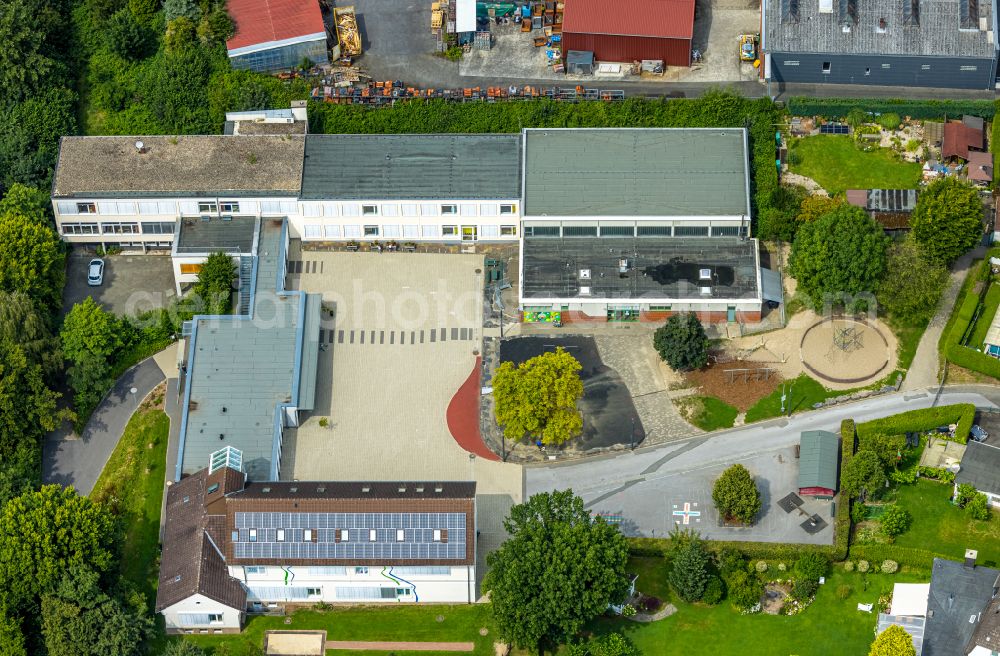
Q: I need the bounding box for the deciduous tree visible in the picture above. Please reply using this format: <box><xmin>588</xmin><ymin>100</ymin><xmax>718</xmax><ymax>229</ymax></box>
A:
<box><xmin>789</xmin><ymin>204</ymin><xmax>888</xmax><ymax>311</ymax></box>
<box><xmin>911</xmin><ymin>177</ymin><xmax>983</xmax><ymax>265</ymax></box>
<box><xmin>880</xmin><ymin>505</ymin><xmax>911</xmax><ymax>540</ymax></box>
<box><xmin>493</xmin><ymin>348</ymin><xmax>584</xmax><ymax>446</ymax></box>
<box><xmin>711</xmin><ymin>464</ymin><xmax>762</xmax><ymax>524</ymax></box>
<box><xmin>841</xmin><ymin>450</ymin><xmax>886</xmax><ymax>499</ymax></box>
<box><xmin>653</xmin><ymin>313</ymin><xmax>709</xmax><ymax>371</ymax></box>
<box><xmin>868</xmin><ymin>625</ymin><xmax>916</xmax><ymax>656</ymax></box>
<box><xmin>0</xmin><ymin>607</ymin><xmax>26</xmax><ymax>656</ymax></box>
<box><xmin>860</xmin><ymin>432</ymin><xmax>908</xmax><ymax>469</ymax></box>
<box><xmin>483</xmin><ymin>491</ymin><xmax>629</xmax><ymax>651</ymax></box>
<box><xmin>194</xmin><ymin>252</ymin><xmax>236</xmax><ymax>314</ymax></box>
<box><xmin>796</xmin><ymin>195</ymin><xmax>842</xmax><ymax>224</ymax></box>
<box><xmin>107</xmin><ymin>9</ymin><xmax>152</xmax><ymax>60</ymax></box>
<box><xmin>0</xmin><ymin>205</ymin><xmax>65</xmax><ymax>315</ymax></box>
<box><xmin>877</xmin><ymin>235</ymin><xmax>949</xmax><ymax>325</ymax></box>
<box><xmin>725</xmin><ymin>569</ymin><xmax>763</xmax><ymax>610</ymax></box>
<box><xmin>967</xmin><ymin>493</ymin><xmax>991</xmax><ymax>521</ymax></box>
<box><xmin>61</xmin><ymin>298</ymin><xmax>129</xmax><ymax>364</ymax></box>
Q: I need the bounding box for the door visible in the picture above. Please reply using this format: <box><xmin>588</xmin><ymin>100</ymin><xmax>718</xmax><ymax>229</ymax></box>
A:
<box><xmin>727</xmin><ymin>306</ymin><xmax>736</xmax><ymax>322</ymax></box>
<box><xmin>462</xmin><ymin>226</ymin><xmax>477</xmax><ymax>241</ymax></box>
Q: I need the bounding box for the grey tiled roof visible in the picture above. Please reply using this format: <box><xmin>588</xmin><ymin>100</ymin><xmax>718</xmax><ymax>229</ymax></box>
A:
<box><xmin>765</xmin><ymin>0</ymin><xmax>997</xmax><ymax>58</ymax></box>
<box><xmin>300</xmin><ymin>134</ymin><xmax>522</xmax><ymax>200</ymax></box>
<box><xmin>956</xmin><ymin>441</ymin><xmax>1000</xmax><ymax>495</ymax></box>
<box><xmin>925</xmin><ymin>558</ymin><xmax>1000</xmax><ymax>656</ymax></box>
<box><xmin>522</xmin><ymin>128</ymin><xmax>751</xmax><ymax>217</ymax></box>
<box><xmin>53</xmin><ymin>135</ymin><xmax>305</xmax><ymax>198</ymax></box>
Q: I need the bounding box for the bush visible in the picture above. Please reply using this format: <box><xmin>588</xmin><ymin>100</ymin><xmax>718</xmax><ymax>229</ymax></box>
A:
<box><xmin>654</xmin><ymin>313</ymin><xmax>709</xmax><ymax>371</ymax></box>
<box><xmin>702</xmin><ymin>576</ymin><xmax>724</xmax><ymax>605</ymax></box>
<box><xmin>857</xmin><ymin>560</ymin><xmax>870</xmax><ymax>573</ymax></box>
<box><xmin>792</xmin><ymin>578</ymin><xmax>818</xmax><ymax>600</ymax></box>
<box><xmin>755</xmin><ymin>560</ymin><xmax>768</xmax><ymax>573</ymax></box>
<box><xmin>851</xmin><ymin>503</ymin><xmax>869</xmax><ymax>523</ymax></box>
<box><xmin>640</xmin><ymin>596</ymin><xmax>661</xmax><ymax>612</ymax></box>
<box><xmin>716</xmin><ymin>549</ymin><xmax>745</xmax><ymax>577</ymax></box>
<box><xmin>881</xmin><ymin>560</ymin><xmax>899</xmax><ymax>574</ymax></box>
<box><xmin>967</xmin><ymin>493</ymin><xmax>991</xmax><ymax>521</ymax></box>
<box><xmin>787</xmin><ymin>97</ymin><xmax>996</xmax><ymax>120</ymax></box>
<box><xmin>880</xmin><ymin>505</ymin><xmax>912</xmax><ymax>540</ymax></box>
<box><xmin>844</xmin><ymin>561</ymin><xmax>855</xmax><ymax>572</ymax></box>
<box><xmin>726</xmin><ymin>570</ymin><xmax>764</xmax><ymax>610</ymax></box>
<box><xmin>918</xmin><ymin>466</ymin><xmax>955</xmax><ymax>483</ymax></box>
<box><xmin>620</xmin><ymin>603</ymin><xmax>637</xmax><ymax>617</ymax></box>
<box><xmin>777</xmin><ymin>562</ymin><xmax>787</xmax><ymax>572</ymax></box>
<box><xmin>877</xmin><ymin>113</ymin><xmax>901</xmax><ymax>130</ymax></box>
<box><xmin>956</xmin><ymin>482</ymin><xmax>978</xmax><ymax>508</ymax></box>
<box><xmin>794</xmin><ymin>553</ymin><xmax>829</xmax><ymax>581</ymax></box>
<box><xmin>849</xmin><ymin>545</ymin><xmax>948</xmax><ymax>570</ymax></box>
<box><xmin>836</xmin><ymin>584</ymin><xmax>852</xmax><ymax>599</ymax></box>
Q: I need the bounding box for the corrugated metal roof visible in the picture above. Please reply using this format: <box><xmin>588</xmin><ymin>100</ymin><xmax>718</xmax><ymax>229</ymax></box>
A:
<box><xmin>798</xmin><ymin>430</ymin><xmax>840</xmax><ymax>492</ymax></box>
<box><xmin>300</xmin><ymin>134</ymin><xmax>522</xmax><ymax>200</ymax></box>
<box><xmin>226</xmin><ymin>0</ymin><xmax>326</xmax><ymax>51</ymax></box>
<box><xmin>522</xmin><ymin>128</ymin><xmax>750</xmax><ymax>217</ymax></box>
<box><xmin>944</xmin><ymin>121</ymin><xmax>985</xmax><ymax>159</ymax></box>
<box><xmin>563</xmin><ymin>0</ymin><xmax>695</xmax><ymax>39</ymax></box>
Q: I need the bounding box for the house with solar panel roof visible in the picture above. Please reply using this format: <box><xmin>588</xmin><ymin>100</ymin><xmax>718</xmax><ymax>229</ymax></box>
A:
<box><xmin>155</xmin><ymin>447</ymin><xmax>477</xmax><ymax>633</ymax></box>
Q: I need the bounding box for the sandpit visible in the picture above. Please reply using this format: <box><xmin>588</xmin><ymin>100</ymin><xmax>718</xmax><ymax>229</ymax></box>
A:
<box><xmin>799</xmin><ymin>317</ymin><xmax>895</xmax><ymax>386</ymax></box>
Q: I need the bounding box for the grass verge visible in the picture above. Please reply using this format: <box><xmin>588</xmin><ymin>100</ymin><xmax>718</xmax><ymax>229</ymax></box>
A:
<box><xmin>676</xmin><ymin>396</ymin><xmax>739</xmax><ymax>431</ymax></box>
<box><xmin>787</xmin><ymin>135</ymin><xmax>921</xmax><ymax>195</ymax></box>
<box><xmin>744</xmin><ymin>374</ymin><xmax>843</xmax><ymax>422</ymax></box>
<box><xmin>969</xmin><ymin>282</ymin><xmax>1000</xmax><ymax>349</ymax></box>
<box><xmin>90</xmin><ymin>388</ymin><xmax>169</xmax><ymax>607</ymax></box>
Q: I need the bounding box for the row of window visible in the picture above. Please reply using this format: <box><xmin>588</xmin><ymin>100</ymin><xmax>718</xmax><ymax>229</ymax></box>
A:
<box><xmin>524</xmin><ymin>225</ymin><xmax>743</xmax><ymax>237</ymax></box>
<box><xmin>61</xmin><ymin>222</ymin><xmax>175</xmax><ymax>236</ymax></box>
<box><xmin>786</xmin><ymin>61</ymin><xmax>977</xmax><ymax>74</ymax></box>
<box><xmin>237</xmin><ymin>528</ymin><xmax>449</xmax><ymax>543</ymax></box>
<box><xmin>61</xmin><ymin>201</ymin><xmax>518</xmax><ymax>218</ymax></box>
<box><xmin>302</xmin><ymin>224</ymin><xmax>518</xmax><ymax>239</ymax></box>
<box><xmin>244</xmin><ymin>566</ymin><xmax>451</xmax><ymax>576</ymax></box>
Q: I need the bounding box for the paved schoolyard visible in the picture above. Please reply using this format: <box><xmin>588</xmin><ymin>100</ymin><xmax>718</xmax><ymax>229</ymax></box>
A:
<box><xmin>279</xmin><ymin>247</ymin><xmax>523</xmax><ymax>593</ymax></box>
<box><xmin>62</xmin><ymin>250</ymin><xmax>175</xmax><ymax>317</ymax></box>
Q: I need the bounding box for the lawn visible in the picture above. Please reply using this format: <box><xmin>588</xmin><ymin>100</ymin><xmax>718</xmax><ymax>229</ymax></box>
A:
<box><xmin>744</xmin><ymin>374</ymin><xmax>844</xmax><ymax>422</ymax></box>
<box><xmin>175</xmin><ymin>605</ymin><xmax>496</xmax><ymax>655</ymax></box>
<box><xmin>891</xmin><ymin>479</ymin><xmax>1000</xmax><ymax>566</ymax></box>
<box><xmin>969</xmin><ymin>283</ymin><xmax>1000</xmax><ymax>349</ymax></box>
<box><xmin>676</xmin><ymin>396</ymin><xmax>739</xmax><ymax>431</ymax></box>
<box><xmin>90</xmin><ymin>390</ymin><xmax>170</xmax><ymax>607</ymax></box>
<box><xmin>788</xmin><ymin>135</ymin><xmax>922</xmax><ymax>195</ymax></box>
<box><xmin>615</xmin><ymin>557</ymin><xmax>925</xmax><ymax>656</ymax></box>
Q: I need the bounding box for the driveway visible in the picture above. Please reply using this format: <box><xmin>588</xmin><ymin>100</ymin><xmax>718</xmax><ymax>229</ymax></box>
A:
<box><xmin>62</xmin><ymin>250</ymin><xmax>175</xmax><ymax>317</ymax></box>
<box><xmin>526</xmin><ymin>387</ymin><xmax>998</xmax><ymax>543</ymax></box>
<box><xmin>43</xmin><ymin>358</ymin><xmax>166</xmax><ymax>494</ymax></box>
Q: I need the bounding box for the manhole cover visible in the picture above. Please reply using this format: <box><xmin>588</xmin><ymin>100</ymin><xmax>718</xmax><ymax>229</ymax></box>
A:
<box><xmin>436</xmin><ymin>615</ymin><xmax>445</xmax><ymax>623</ymax></box>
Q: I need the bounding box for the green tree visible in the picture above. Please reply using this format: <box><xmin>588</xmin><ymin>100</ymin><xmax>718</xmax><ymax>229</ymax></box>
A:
<box><xmin>164</xmin><ymin>16</ymin><xmax>197</xmax><ymax>52</ymax></box>
<box><xmin>0</xmin><ymin>205</ymin><xmax>65</xmax><ymax>315</ymax></box>
<box><xmin>141</xmin><ymin>48</ymin><xmax>217</xmax><ymax>133</ymax></box>
<box><xmin>0</xmin><ymin>0</ymin><xmax>62</xmax><ymax>103</ymax></box>
<box><xmin>206</xmin><ymin>8</ymin><xmax>235</xmax><ymax>41</ymax></box>
<box><xmin>483</xmin><ymin>490</ymin><xmax>629</xmax><ymax>651</ymax></box>
<box><xmin>0</xmin><ymin>289</ymin><xmax>60</xmax><ymax>375</ymax></box>
<box><xmin>877</xmin><ymin>113</ymin><xmax>901</xmax><ymax>131</ymax></box>
<box><xmin>793</xmin><ymin>553</ymin><xmax>829</xmax><ymax>582</ymax></box>
<box><xmin>841</xmin><ymin>450</ymin><xmax>886</xmax><ymax>499</ymax></box>
<box><xmin>845</xmin><ymin>109</ymin><xmax>869</xmax><ymax>130</ymax></box>
<box><xmin>859</xmin><ymin>433</ymin><xmax>908</xmax><ymax>469</ymax></box>
<box><xmin>955</xmin><ymin>483</ymin><xmax>978</xmax><ymax>507</ymax></box>
<box><xmin>0</xmin><ymin>337</ymin><xmax>61</xmax><ymax>454</ymax></box>
<box><xmin>0</xmin><ymin>90</ymin><xmax>79</xmax><ymax>190</ymax></box>
<box><xmin>796</xmin><ymin>194</ymin><xmax>842</xmax><ymax>224</ymax></box>
<box><xmin>493</xmin><ymin>348</ymin><xmax>584</xmax><ymax>446</ymax></box>
<box><xmin>725</xmin><ymin>569</ymin><xmax>763</xmax><ymax>610</ymax></box>
<box><xmin>163</xmin><ymin>641</ymin><xmax>208</xmax><ymax>656</ymax></box>
<box><xmin>0</xmin><ymin>606</ymin><xmax>26</xmax><ymax>656</ymax></box>
<box><xmin>877</xmin><ymin>236</ymin><xmax>949</xmax><ymax>325</ymax></box>
<box><xmin>868</xmin><ymin>624</ymin><xmax>916</xmax><ymax>656</ymax></box>
<box><xmin>107</xmin><ymin>9</ymin><xmax>152</xmax><ymax>60</ymax></box>
<box><xmin>0</xmin><ymin>444</ymin><xmax>39</xmax><ymax>509</ymax></box>
<box><xmin>711</xmin><ymin>464</ymin><xmax>762</xmax><ymax>524</ymax></box>
<box><xmin>911</xmin><ymin>177</ymin><xmax>983</xmax><ymax>265</ymax></box>
<box><xmin>967</xmin><ymin>493</ymin><xmax>991</xmax><ymax>521</ymax></box>
<box><xmin>67</xmin><ymin>351</ymin><xmax>112</xmax><ymax>422</ymax></box>
<box><xmin>653</xmin><ymin>313</ymin><xmax>709</xmax><ymax>371</ymax></box>
<box><xmin>789</xmin><ymin>204</ymin><xmax>888</xmax><ymax>311</ymax></box>
<box><xmin>0</xmin><ymin>486</ymin><xmax>118</xmax><ymax>611</ymax></box>
<box><xmin>61</xmin><ymin>297</ymin><xmax>128</xmax><ymax>364</ymax></box>
<box><xmin>163</xmin><ymin>0</ymin><xmax>199</xmax><ymax>20</ymax></box>
<box><xmin>194</xmin><ymin>252</ymin><xmax>236</xmax><ymax>314</ymax></box>
<box><xmin>0</xmin><ymin>183</ymin><xmax>51</xmax><ymax>219</ymax></box>
<box><xmin>880</xmin><ymin>505</ymin><xmax>911</xmax><ymax>540</ymax></box>
<box><xmin>668</xmin><ymin>533</ymin><xmax>711</xmax><ymax>602</ymax></box>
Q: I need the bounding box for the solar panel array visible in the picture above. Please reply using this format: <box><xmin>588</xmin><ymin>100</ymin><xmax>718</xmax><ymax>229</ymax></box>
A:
<box><xmin>233</xmin><ymin>512</ymin><xmax>467</xmax><ymax>561</ymax></box>
<box><xmin>819</xmin><ymin>124</ymin><xmax>850</xmax><ymax>135</ymax></box>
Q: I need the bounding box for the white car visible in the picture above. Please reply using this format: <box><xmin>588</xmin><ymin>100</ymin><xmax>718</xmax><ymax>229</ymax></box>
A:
<box><xmin>87</xmin><ymin>258</ymin><xmax>105</xmax><ymax>286</ymax></box>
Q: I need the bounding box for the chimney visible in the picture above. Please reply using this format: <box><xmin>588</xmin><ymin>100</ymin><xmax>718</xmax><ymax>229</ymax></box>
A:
<box><xmin>966</xmin><ymin>549</ymin><xmax>979</xmax><ymax>569</ymax></box>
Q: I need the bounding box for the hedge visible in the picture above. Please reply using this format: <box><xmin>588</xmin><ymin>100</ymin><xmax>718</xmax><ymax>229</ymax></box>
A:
<box><xmin>993</xmin><ymin>115</ymin><xmax>1000</xmax><ymax>192</ymax></box>
<box><xmin>835</xmin><ymin>420</ymin><xmax>856</xmax><ymax>560</ymax></box>
<box><xmin>787</xmin><ymin>97</ymin><xmax>996</xmax><ymax>120</ymax></box>
<box><xmin>856</xmin><ymin>404</ymin><xmax>976</xmax><ymax>444</ymax></box>
<box><xmin>627</xmin><ymin>537</ymin><xmax>838</xmax><ymax>561</ymax></box>
<box><xmin>847</xmin><ymin>545</ymin><xmax>948</xmax><ymax>570</ymax></box>
<box><xmin>943</xmin><ymin>253</ymin><xmax>1000</xmax><ymax>381</ymax></box>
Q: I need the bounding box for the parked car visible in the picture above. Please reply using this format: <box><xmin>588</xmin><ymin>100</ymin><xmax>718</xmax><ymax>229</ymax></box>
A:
<box><xmin>87</xmin><ymin>258</ymin><xmax>104</xmax><ymax>286</ymax></box>
<box><xmin>970</xmin><ymin>425</ymin><xmax>989</xmax><ymax>442</ymax></box>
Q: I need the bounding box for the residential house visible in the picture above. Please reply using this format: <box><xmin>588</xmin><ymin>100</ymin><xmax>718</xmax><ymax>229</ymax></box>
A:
<box><xmin>762</xmin><ymin>0</ymin><xmax>1000</xmax><ymax>90</ymax></box>
<box><xmin>924</xmin><ymin>554</ymin><xmax>1000</xmax><ymax>655</ymax></box>
<box><xmin>876</xmin><ymin>582</ymin><xmax>930</xmax><ymax>653</ymax></box>
<box><xmin>155</xmin><ymin>447</ymin><xmax>478</xmax><ymax>634</ymax></box>
<box><xmin>943</xmin><ymin>117</ymin><xmax>986</xmax><ymax>160</ymax></box>
<box><xmin>966</xmin><ymin>151</ymin><xmax>994</xmax><ymax>186</ymax></box>
<box><xmin>955</xmin><ymin>441</ymin><xmax>1000</xmax><ymax>507</ymax></box>
<box><xmin>797</xmin><ymin>430</ymin><xmax>840</xmax><ymax>498</ymax></box>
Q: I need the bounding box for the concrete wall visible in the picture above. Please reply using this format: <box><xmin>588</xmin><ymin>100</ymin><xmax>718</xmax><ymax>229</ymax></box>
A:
<box><xmin>767</xmin><ymin>52</ymin><xmax>998</xmax><ymax>89</ymax></box>
<box><xmin>161</xmin><ymin>593</ymin><xmax>243</xmax><ymax>634</ymax></box>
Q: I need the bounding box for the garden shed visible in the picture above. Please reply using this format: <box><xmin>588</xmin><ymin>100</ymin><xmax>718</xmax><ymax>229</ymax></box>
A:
<box><xmin>797</xmin><ymin>430</ymin><xmax>840</xmax><ymax>498</ymax></box>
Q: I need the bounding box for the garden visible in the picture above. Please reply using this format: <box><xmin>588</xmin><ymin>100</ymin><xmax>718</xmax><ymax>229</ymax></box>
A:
<box><xmin>787</xmin><ymin>134</ymin><xmax>922</xmax><ymax>195</ymax></box>
<box><xmin>941</xmin><ymin>247</ymin><xmax>1000</xmax><ymax>381</ymax></box>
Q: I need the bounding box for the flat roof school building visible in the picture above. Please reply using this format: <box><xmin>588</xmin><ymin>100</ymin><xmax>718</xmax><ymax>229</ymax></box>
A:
<box><xmin>50</xmin><ymin>123</ymin><xmax>764</xmax><ymax>324</ymax></box>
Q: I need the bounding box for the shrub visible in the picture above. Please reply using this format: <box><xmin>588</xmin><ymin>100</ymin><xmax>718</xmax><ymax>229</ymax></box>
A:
<box><xmin>844</xmin><ymin>561</ymin><xmax>855</xmax><ymax>572</ymax></box>
<box><xmin>620</xmin><ymin>603</ymin><xmax>637</xmax><ymax>617</ymax></box>
<box><xmin>777</xmin><ymin>562</ymin><xmax>787</xmax><ymax>572</ymax></box>
<box><xmin>727</xmin><ymin>570</ymin><xmax>764</xmax><ymax>610</ymax></box>
<box><xmin>716</xmin><ymin>549</ymin><xmax>745</xmax><ymax>577</ymax></box>
<box><xmin>858</xmin><ymin>560</ymin><xmax>870</xmax><ymax>573</ymax></box>
<box><xmin>956</xmin><ymin>483</ymin><xmax>978</xmax><ymax>508</ymax></box>
<box><xmin>702</xmin><ymin>576</ymin><xmax>724</xmax><ymax>605</ymax></box>
<box><xmin>836</xmin><ymin>584</ymin><xmax>852</xmax><ymax>599</ymax></box>
<box><xmin>881</xmin><ymin>560</ymin><xmax>899</xmax><ymax>574</ymax></box>
<box><xmin>877</xmin><ymin>113</ymin><xmax>901</xmax><ymax>130</ymax></box>
<box><xmin>967</xmin><ymin>493</ymin><xmax>991</xmax><ymax>521</ymax></box>
<box><xmin>856</xmin><ymin>404</ymin><xmax>976</xmax><ymax>444</ymax></box>
<box><xmin>792</xmin><ymin>578</ymin><xmax>818</xmax><ymax>600</ymax></box>
<box><xmin>712</xmin><ymin>464</ymin><xmax>763</xmax><ymax>524</ymax></box>
<box><xmin>640</xmin><ymin>596</ymin><xmax>662</xmax><ymax>612</ymax></box>
<box><xmin>787</xmin><ymin>97</ymin><xmax>996</xmax><ymax>120</ymax></box>
<box><xmin>851</xmin><ymin>503</ymin><xmax>868</xmax><ymax>523</ymax></box>
<box><xmin>755</xmin><ymin>560</ymin><xmax>768</xmax><ymax>573</ymax></box>
<box><xmin>669</xmin><ymin>534</ymin><xmax>711</xmax><ymax>602</ymax></box>
<box><xmin>880</xmin><ymin>505</ymin><xmax>912</xmax><ymax>540</ymax></box>
<box><xmin>794</xmin><ymin>553</ymin><xmax>829</xmax><ymax>581</ymax></box>
<box><xmin>654</xmin><ymin>313</ymin><xmax>709</xmax><ymax>371</ymax></box>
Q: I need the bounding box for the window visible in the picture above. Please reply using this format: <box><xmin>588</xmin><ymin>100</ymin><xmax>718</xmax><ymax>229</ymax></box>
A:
<box><xmin>865</xmin><ymin>67</ymin><xmax>871</xmax><ymax>75</ymax></box>
<box><xmin>392</xmin><ymin>566</ymin><xmax>451</xmax><ymax>576</ymax></box>
<box><xmin>304</xmin><ymin>529</ymin><xmax>313</xmax><ymax>542</ymax></box>
<box><xmin>480</xmin><ymin>224</ymin><xmax>500</xmax><ymax>238</ymax></box>
<box><xmin>433</xmin><ymin>529</ymin><xmax>442</xmax><ymax>542</ymax></box>
<box><xmin>674</xmin><ymin>225</ymin><xmax>709</xmax><ymax>236</ymax></box>
<box><xmin>245</xmin><ymin>566</ymin><xmax>266</xmax><ymax>575</ymax></box>
<box><xmin>881</xmin><ymin>63</ymin><xmax>891</xmax><ymax>69</ymax></box>
<box><xmin>479</xmin><ymin>204</ymin><xmax>498</xmax><ymax>216</ymax></box>
<box><xmin>403</xmin><ymin>225</ymin><xmax>419</xmax><ymax>238</ymax></box>
<box><xmin>344</xmin><ymin>225</ymin><xmax>362</xmax><ymax>238</ymax></box>
<box><xmin>206</xmin><ymin>483</ymin><xmax>220</xmax><ymax>494</ymax></box>
<box><xmin>322</xmin><ymin>202</ymin><xmax>339</xmax><ymax>216</ymax></box>
<box><xmin>783</xmin><ymin>60</ymin><xmax>800</xmax><ymax>66</ymax></box>
<box><xmin>712</xmin><ymin>226</ymin><xmax>741</xmax><ymax>236</ymax></box>
<box><xmin>637</xmin><ymin>225</ymin><xmax>672</xmax><ymax>236</ymax></box>
<box><xmin>61</xmin><ymin>222</ymin><xmax>99</xmax><ymax>235</ymax></box>
<box><xmin>101</xmin><ymin>222</ymin><xmax>139</xmax><ymax>234</ymax></box>
<box><xmin>302</xmin><ymin>203</ymin><xmax>323</xmax><ymax>217</ymax></box>
<box><xmin>524</xmin><ymin>225</ymin><xmax>560</xmax><ymax>237</ymax></box>
<box><xmin>219</xmin><ymin>202</ymin><xmax>239</xmax><ymax>213</ymax></box>
<box><xmin>277</xmin><ymin>529</ymin><xmax>285</xmax><ymax>542</ymax></box>
<box><xmin>382</xmin><ymin>225</ymin><xmax>401</xmax><ymax>238</ymax></box>
<box><xmin>396</xmin><ymin>529</ymin><xmax>405</xmax><ymax>541</ymax></box>
<box><xmin>369</xmin><ymin>529</ymin><xmax>377</xmax><ymax>542</ymax></box>
<box><xmin>208</xmin><ymin>614</ymin><xmax>223</xmax><ymax>623</ymax></box>
<box><xmin>921</xmin><ymin>64</ymin><xmax>931</xmax><ymax>70</ymax></box>
<box><xmin>307</xmin><ymin>567</ymin><xmax>347</xmax><ymax>576</ymax></box>
<box><xmin>699</xmin><ymin>268</ymin><xmax>712</xmax><ymax>280</ymax></box>
<box><xmin>77</xmin><ymin>203</ymin><xmax>96</xmax><ymax>214</ymax></box>
<box><xmin>500</xmin><ymin>204</ymin><xmax>516</xmax><ymax>215</ymax></box>
<box><xmin>563</xmin><ymin>226</ymin><xmax>598</xmax><ymax>237</ymax></box>
<box><xmin>501</xmin><ymin>225</ymin><xmax>517</xmax><ymax>236</ymax></box>
<box><xmin>306</xmin><ymin>588</ymin><xmax>321</xmax><ymax>597</ymax></box>
<box><xmin>401</xmin><ymin>204</ymin><xmax>418</xmax><ymax>216</ymax></box>
<box><xmin>441</xmin><ymin>204</ymin><xmax>457</xmax><ymax>215</ymax></box>
<box><xmin>420</xmin><ymin>203</ymin><xmax>438</xmax><ymax>216</ymax></box>
<box><xmin>460</xmin><ymin>204</ymin><xmax>476</xmax><ymax>216</ymax></box>
<box><xmin>361</xmin><ymin>204</ymin><xmax>378</xmax><ymax>216</ymax></box>
<box><xmin>822</xmin><ymin>62</ymin><xmax>831</xmax><ymax>73</ymax></box>
<box><xmin>198</xmin><ymin>202</ymin><xmax>217</xmax><ymax>213</ymax></box>
<box><xmin>158</xmin><ymin>201</ymin><xmax>177</xmax><ymax>214</ymax></box>
<box><xmin>340</xmin><ymin>529</ymin><xmax>350</xmax><ymax>542</ymax></box>
<box><xmin>363</xmin><ymin>225</ymin><xmax>379</xmax><ymax>237</ymax></box>
<box><xmin>600</xmin><ymin>225</ymin><xmax>634</xmax><ymax>237</ymax></box>
<box><xmin>442</xmin><ymin>225</ymin><xmax>458</xmax><ymax>237</ymax></box>
<box><xmin>421</xmin><ymin>225</ymin><xmax>440</xmax><ymax>238</ymax></box>
<box><xmin>960</xmin><ymin>65</ymin><xmax>978</xmax><ymax>71</ymax></box>
<box><xmin>304</xmin><ymin>225</ymin><xmax>322</xmax><ymax>238</ymax></box>
<box><xmin>141</xmin><ymin>221</ymin><xmax>175</xmax><ymax>234</ymax></box>
<box><xmin>324</xmin><ymin>225</ymin><xmax>341</xmax><ymax>239</ymax></box>
<box><xmin>342</xmin><ymin>204</ymin><xmax>360</xmax><ymax>217</ymax></box>
<box><xmin>249</xmin><ymin>529</ymin><xmax>257</xmax><ymax>542</ymax></box>
<box><xmin>381</xmin><ymin>204</ymin><xmax>398</xmax><ymax>216</ymax></box>
<box><xmin>180</xmin><ymin>263</ymin><xmax>202</xmax><ymax>274</ymax></box>
<box><xmin>650</xmin><ymin>305</ymin><xmax>672</xmax><ymax>311</ymax></box>
<box><xmin>355</xmin><ymin>566</ymin><xmax>368</xmax><ymax>575</ymax></box>
<box><xmin>232</xmin><ymin>531</ymin><xmax>239</xmax><ymax>542</ymax></box>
